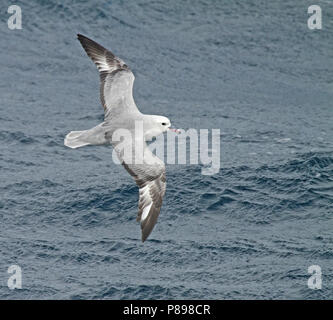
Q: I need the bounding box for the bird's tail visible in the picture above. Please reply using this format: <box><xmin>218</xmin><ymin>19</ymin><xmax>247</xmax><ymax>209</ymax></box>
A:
<box><xmin>64</xmin><ymin>130</ymin><xmax>91</xmax><ymax>149</ymax></box>
<box><xmin>64</xmin><ymin>124</ymin><xmax>108</xmax><ymax>149</ymax></box>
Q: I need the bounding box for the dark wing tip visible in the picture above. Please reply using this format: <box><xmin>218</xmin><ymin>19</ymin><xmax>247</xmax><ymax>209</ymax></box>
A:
<box><xmin>76</xmin><ymin>34</ymin><xmax>108</xmax><ymax>57</ymax></box>
<box><xmin>77</xmin><ymin>33</ymin><xmax>91</xmax><ymax>41</ymax></box>
<box><xmin>140</xmin><ymin>204</ymin><xmax>161</xmax><ymax>243</ymax></box>
<box><xmin>141</xmin><ymin>226</ymin><xmax>149</xmax><ymax>242</ymax></box>
<box><xmin>77</xmin><ymin>34</ymin><xmax>91</xmax><ymax>44</ymax></box>
<box><xmin>142</xmin><ymin>232</ymin><xmax>148</xmax><ymax>242</ymax></box>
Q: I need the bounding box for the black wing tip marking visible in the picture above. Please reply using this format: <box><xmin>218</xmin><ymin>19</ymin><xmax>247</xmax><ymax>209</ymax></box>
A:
<box><xmin>141</xmin><ymin>206</ymin><xmax>159</xmax><ymax>242</ymax></box>
<box><xmin>77</xmin><ymin>34</ymin><xmax>95</xmax><ymax>48</ymax></box>
<box><xmin>77</xmin><ymin>33</ymin><xmax>85</xmax><ymax>40</ymax></box>
<box><xmin>76</xmin><ymin>34</ymin><xmax>130</xmax><ymax>74</ymax></box>
<box><xmin>77</xmin><ymin>34</ymin><xmax>99</xmax><ymax>46</ymax></box>
<box><xmin>77</xmin><ymin>33</ymin><xmax>108</xmax><ymax>56</ymax></box>
<box><xmin>140</xmin><ymin>198</ymin><xmax>164</xmax><ymax>242</ymax></box>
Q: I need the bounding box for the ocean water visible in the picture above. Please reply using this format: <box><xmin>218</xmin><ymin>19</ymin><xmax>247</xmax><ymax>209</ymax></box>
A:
<box><xmin>0</xmin><ymin>0</ymin><xmax>332</xmax><ymax>299</ymax></box>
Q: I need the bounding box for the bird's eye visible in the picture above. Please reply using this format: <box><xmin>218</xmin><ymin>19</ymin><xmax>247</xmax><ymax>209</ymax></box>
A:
<box><xmin>162</xmin><ymin>122</ymin><xmax>167</xmax><ymax>126</ymax></box>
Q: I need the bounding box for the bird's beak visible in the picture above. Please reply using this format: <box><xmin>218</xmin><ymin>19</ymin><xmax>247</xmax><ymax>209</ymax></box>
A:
<box><xmin>169</xmin><ymin>127</ymin><xmax>181</xmax><ymax>134</ymax></box>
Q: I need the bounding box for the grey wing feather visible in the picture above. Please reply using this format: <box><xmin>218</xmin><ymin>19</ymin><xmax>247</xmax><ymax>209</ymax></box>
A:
<box><xmin>117</xmin><ymin>145</ymin><xmax>166</xmax><ymax>242</ymax></box>
<box><xmin>77</xmin><ymin>34</ymin><xmax>138</xmax><ymax>117</ymax></box>
<box><xmin>137</xmin><ymin>173</ymin><xmax>166</xmax><ymax>242</ymax></box>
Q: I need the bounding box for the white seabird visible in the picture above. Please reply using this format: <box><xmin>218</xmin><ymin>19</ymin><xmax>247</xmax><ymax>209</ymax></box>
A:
<box><xmin>65</xmin><ymin>34</ymin><xmax>177</xmax><ymax>242</ymax></box>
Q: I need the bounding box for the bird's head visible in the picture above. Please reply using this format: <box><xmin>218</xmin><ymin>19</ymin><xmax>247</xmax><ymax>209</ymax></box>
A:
<box><xmin>153</xmin><ymin>115</ymin><xmax>171</xmax><ymax>133</ymax></box>
<box><xmin>144</xmin><ymin>115</ymin><xmax>179</xmax><ymax>141</ymax></box>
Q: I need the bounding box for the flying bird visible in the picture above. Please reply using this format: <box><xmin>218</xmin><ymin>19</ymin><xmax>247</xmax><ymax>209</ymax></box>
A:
<box><xmin>65</xmin><ymin>34</ymin><xmax>177</xmax><ymax>242</ymax></box>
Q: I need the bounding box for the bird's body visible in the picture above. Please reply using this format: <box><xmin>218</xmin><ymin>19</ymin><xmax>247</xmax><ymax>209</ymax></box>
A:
<box><xmin>64</xmin><ymin>34</ymin><xmax>173</xmax><ymax>242</ymax></box>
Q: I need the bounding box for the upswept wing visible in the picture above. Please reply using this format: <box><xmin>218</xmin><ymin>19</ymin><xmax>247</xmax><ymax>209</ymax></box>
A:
<box><xmin>77</xmin><ymin>34</ymin><xmax>138</xmax><ymax>118</ymax></box>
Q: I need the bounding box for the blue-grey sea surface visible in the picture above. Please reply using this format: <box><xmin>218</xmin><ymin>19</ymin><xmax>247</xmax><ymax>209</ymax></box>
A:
<box><xmin>0</xmin><ymin>0</ymin><xmax>332</xmax><ymax>299</ymax></box>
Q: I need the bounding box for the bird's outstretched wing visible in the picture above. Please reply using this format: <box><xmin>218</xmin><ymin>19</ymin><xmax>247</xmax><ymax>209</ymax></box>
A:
<box><xmin>77</xmin><ymin>34</ymin><xmax>139</xmax><ymax>118</ymax></box>
<box><xmin>116</xmin><ymin>144</ymin><xmax>166</xmax><ymax>242</ymax></box>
